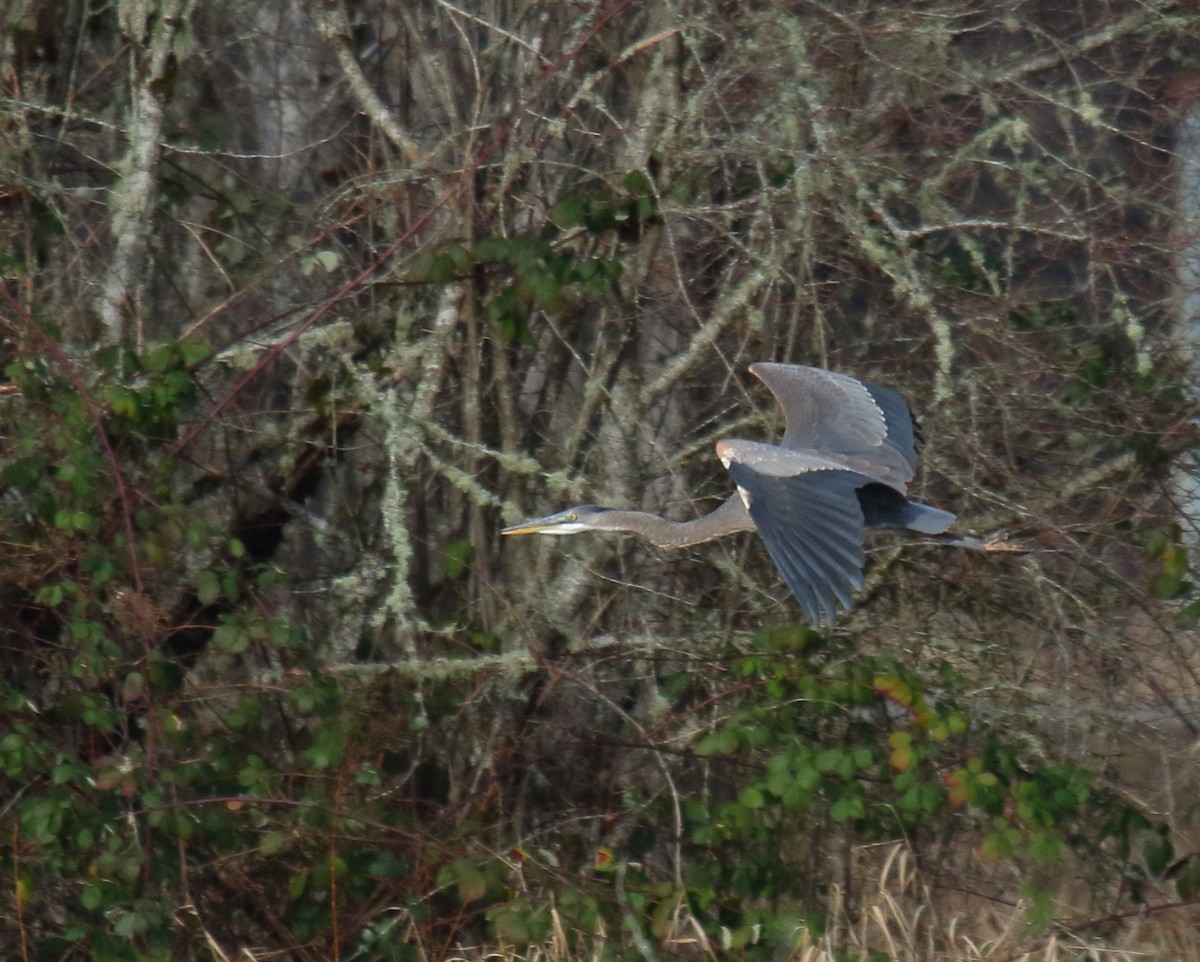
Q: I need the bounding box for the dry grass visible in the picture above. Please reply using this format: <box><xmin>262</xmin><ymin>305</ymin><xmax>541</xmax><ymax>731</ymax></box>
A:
<box><xmin>445</xmin><ymin>846</ymin><xmax>1200</xmax><ymax>962</ymax></box>
<box><xmin>784</xmin><ymin>847</ymin><xmax>1200</xmax><ymax>962</ymax></box>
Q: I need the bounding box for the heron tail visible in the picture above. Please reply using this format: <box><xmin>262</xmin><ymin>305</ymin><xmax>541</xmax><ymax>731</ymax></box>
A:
<box><xmin>857</xmin><ymin>484</ymin><xmax>1026</xmax><ymax>551</ymax></box>
<box><xmin>897</xmin><ymin>500</ymin><xmax>958</xmax><ymax>535</ymax></box>
<box><xmin>857</xmin><ymin>484</ymin><xmax>956</xmax><ymax>534</ymax></box>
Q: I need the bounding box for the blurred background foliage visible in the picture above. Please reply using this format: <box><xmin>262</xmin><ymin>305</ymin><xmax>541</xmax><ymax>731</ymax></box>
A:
<box><xmin>4</xmin><ymin>0</ymin><xmax>1200</xmax><ymax>959</ymax></box>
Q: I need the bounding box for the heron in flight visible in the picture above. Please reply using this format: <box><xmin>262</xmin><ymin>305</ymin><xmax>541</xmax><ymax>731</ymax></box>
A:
<box><xmin>503</xmin><ymin>363</ymin><xmax>977</xmax><ymax>624</ymax></box>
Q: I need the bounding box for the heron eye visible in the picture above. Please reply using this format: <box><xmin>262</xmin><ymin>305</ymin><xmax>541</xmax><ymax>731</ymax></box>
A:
<box><xmin>568</xmin><ymin>513</ymin><xmax>577</xmax><ymax>521</ymax></box>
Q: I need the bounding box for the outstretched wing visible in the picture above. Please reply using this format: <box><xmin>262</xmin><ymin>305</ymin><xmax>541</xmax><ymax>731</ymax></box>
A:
<box><xmin>749</xmin><ymin>363</ymin><xmax>917</xmax><ymax>489</ymax></box>
<box><xmin>719</xmin><ymin>440</ymin><xmax>868</xmax><ymax>625</ymax></box>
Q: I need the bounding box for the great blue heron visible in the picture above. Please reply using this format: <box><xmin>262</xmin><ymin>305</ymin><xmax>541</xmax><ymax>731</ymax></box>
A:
<box><xmin>503</xmin><ymin>362</ymin><xmax>982</xmax><ymax>624</ymax></box>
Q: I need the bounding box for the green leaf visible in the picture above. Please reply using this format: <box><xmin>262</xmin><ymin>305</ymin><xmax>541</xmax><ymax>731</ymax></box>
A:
<box><xmin>35</xmin><ymin>584</ymin><xmax>65</xmax><ymax>607</ymax></box>
<box><xmin>490</xmin><ymin>903</ymin><xmax>538</xmax><ymax>945</ymax></box>
<box><xmin>981</xmin><ymin>828</ymin><xmax>1016</xmax><ymax>859</ymax></box>
<box><xmin>105</xmin><ymin>385</ymin><xmax>139</xmax><ymax>418</ymax></box>
<box><xmin>548</xmin><ymin>196</ymin><xmax>587</xmax><ymax>229</ymax></box>
<box><xmin>289</xmin><ymin>869</ymin><xmax>309</xmax><ymax>899</ymax></box>
<box><xmin>221</xmin><ymin>565</ymin><xmax>241</xmax><ymax>603</ymax></box>
<box><xmin>96</xmin><ymin>345</ymin><xmax>121</xmax><ymax>371</ymax></box>
<box><xmin>1020</xmin><ymin>884</ymin><xmax>1055</xmax><ymax>928</ymax></box>
<box><xmin>1162</xmin><ymin>544</ymin><xmax>1189</xmax><ymax>578</ymax></box>
<box><xmin>442</xmin><ymin>539</ymin><xmax>476</xmax><ymax>580</ymax></box>
<box><xmin>406</xmin><ymin>250</ymin><xmax>436</xmax><ymax>281</ymax></box>
<box><xmin>179</xmin><ymin>340</ymin><xmax>210</xmax><ymax>365</ymax></box>
<box><xmin>2</xmin><ymin>456</ymin><xmax>49</xmax><ymax>491</ymax></box>
<box><xmin>1144</xmin><ymin>834</ymin><xmax>1174</xmax><ymax>876</ymax></box>
<box><xmin>919</xmin><ymin>783</ymin><xmax>944</xmax><ymax>813</ymax></box>
<box><xmin>795</xmin><ymin>765</ymin><xmax>821</xmax><ymax>792</ymax></box>
<box><xmin>1175</xmin><ymin>598</ymin><xmax>1200</xmax><ymax>630</ymax></box>
<box><xmin>113</xmin><ymin>909</ymin><xmax>148</xmax><ymax>938</ymax></box>
<box><xmin>450</xmin><ymin>858</ymin><xmax>488</xmax><ymax>904</ymax></box>
<box><xmin>430</xmin><ymin>253</ymin><xmax>458</xmax><ymax>284</ymax></box>
<box><xmin>143</xmin><ymin>341</ymin><xmax>180</xmax><ymax>374</ymax></box>
<box><xmin>739</xmin><ymin>785</ymin><xmax>765</xmax><ymax>809</ymax></box>
<box><xmin>81</xmin><ymin>884</ymin><xmax>103</xmax><ymax>911</ymax></box>
<box><xmin>471</xmin><ymin>237</ymin><xmax>515</xmax><ymax>262</ymax></box>
<box><xmin>528</xmin><ymin>272</ymin><xmax>562</xmax><ymax>311</ymax></box>
<box><xmin>623</xmin><ymin>169</ymin><xmax>651</xmax><ymax>193</ymax></box>
<box><xmin>694</xmin><ymin>728</ymin><xmax>737</xmax><ymax>756</ymax></box>
<box><xmin>121</xmin><ymin>672</ymin><xmax>145</xmax><ymax>702</ymax></box>
<box><xmin>53</xmin><ymin>507</ymin><xmax>87</xmax><ymax>534</ymax></box>
<box><xmin>830</xmin><ymin>796</ymin><xmax>864</xmax><ymax>823</ymax></box>
<box><xmin>781</xmin><ymin>780</ymin><xmax>812</xmax><ymax>810</ymax></box>
<box><xmin>815</xmin><ymin>749</ymin><xmax>842</xmax><ymax>773</ymax></box>
<box><xmin>1174</xmin><ymin>858</ymin><xmax>1200</xmax><ymax>899</ymax></box>
<box><xmin>213</xmin><ymin>623</ymin><xmax>248</xmax><ymax>654</ymax></box>
<box><xmin>194</xmin><ymin>569</ymin><xmax>221</xmax><ymax>606</ymax></box>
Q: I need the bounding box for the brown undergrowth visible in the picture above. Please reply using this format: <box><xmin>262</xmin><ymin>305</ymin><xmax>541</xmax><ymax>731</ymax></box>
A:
<box><xmin>440</xmin><ymin>846</ymin><xmax>1200</xmax><ymax>962</ymax></box>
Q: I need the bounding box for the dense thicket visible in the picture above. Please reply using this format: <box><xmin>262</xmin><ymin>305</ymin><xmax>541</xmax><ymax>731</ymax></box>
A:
<box><xmin>4</xmin><ymin>1</ymin><xmax>1200</xmax><ymax>959</ymax></box>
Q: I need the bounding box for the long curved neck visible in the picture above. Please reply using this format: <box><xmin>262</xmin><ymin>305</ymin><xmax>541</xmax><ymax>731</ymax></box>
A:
<box><xmin>593</xmin><ymin>495</ymin><xmax>753</xmax><ymax>548</ymax></box>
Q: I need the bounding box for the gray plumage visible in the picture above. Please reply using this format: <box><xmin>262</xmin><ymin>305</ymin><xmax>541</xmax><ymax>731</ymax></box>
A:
<box><xmin>502</xmin><ymin>362</ymin><xmax>961</xmax><ymax>625</ymax></box>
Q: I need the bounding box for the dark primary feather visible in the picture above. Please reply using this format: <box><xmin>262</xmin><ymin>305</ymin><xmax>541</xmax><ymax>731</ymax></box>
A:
<box><xmin>727</xmin><ymin>461</ymin><xmax>868</xmax><ymax>625</ymax></box>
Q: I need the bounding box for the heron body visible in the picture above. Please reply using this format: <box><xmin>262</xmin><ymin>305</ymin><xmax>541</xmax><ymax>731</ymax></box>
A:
<box><xmin>502</xmin><ymin>363</ymin><xmax>961</xmax><ymax>625</ymax></box>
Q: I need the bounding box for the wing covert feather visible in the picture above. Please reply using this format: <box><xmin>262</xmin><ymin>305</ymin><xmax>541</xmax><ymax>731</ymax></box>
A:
<box><xmin>749</xmin><ymin>363</ymin><xmax>917</xmax><ymax>487</ymax></box>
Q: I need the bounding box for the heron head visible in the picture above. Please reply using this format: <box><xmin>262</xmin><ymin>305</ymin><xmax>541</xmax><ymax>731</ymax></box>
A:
<box><xmin>501</xmin><ymin>504</ymin><xmax>607</xmax><ymax>536</ymax></box>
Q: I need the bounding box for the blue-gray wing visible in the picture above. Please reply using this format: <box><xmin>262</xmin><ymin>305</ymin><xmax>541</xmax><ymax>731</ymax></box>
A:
<box><xmin>726</xmin><ymin>460</ymin><xmax>868</xmax><ymax>625</ymax></box>
<box><xmin>749</xmin><ymin>363</ymin><xmax>917</xmax><ymax>488</ymax></box>
<box><xmin>860</xmin><ymin>381</ymin><xmax>917</xmax><ymax>475</ymax></box>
